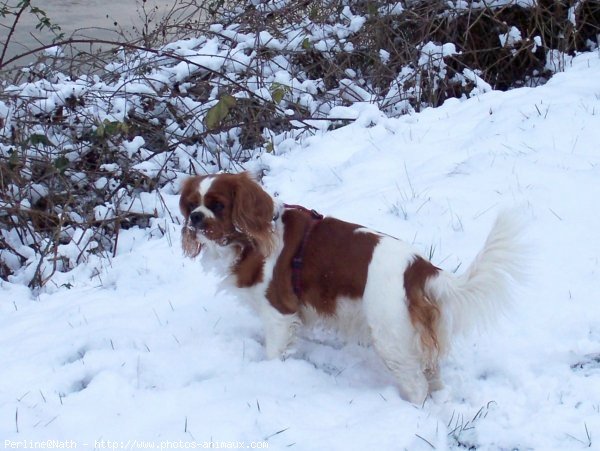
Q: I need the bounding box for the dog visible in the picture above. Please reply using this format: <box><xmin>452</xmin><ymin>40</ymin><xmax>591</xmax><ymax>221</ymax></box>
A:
<box><xmin>179</xmin><ymin>172</ymin><xmax>524</xmax><ymax>403</ymax></box>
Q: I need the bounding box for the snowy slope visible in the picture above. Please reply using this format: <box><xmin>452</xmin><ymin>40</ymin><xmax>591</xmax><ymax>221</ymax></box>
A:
<box><xmin>2</xmin><ymin>51</ymin><xmax>600</xmax><ymax>450</ymax></box>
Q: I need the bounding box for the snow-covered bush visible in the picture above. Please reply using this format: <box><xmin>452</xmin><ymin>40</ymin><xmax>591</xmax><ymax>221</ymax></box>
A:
<box><xmin>1</xmin><ymin>0</ymin><xmax>598</xmax><ymax>287</ymax></box>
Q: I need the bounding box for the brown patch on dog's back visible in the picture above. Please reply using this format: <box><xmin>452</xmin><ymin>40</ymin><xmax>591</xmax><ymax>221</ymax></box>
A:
<box><xmin>266</xmin><ymin>209</ymin><xmax>380</xmax><ymax>315</ymax></box>
<box><xmin>404</xmin><ymin>256</ymin><xmax>441</xmax><ymax>361</ymax></box>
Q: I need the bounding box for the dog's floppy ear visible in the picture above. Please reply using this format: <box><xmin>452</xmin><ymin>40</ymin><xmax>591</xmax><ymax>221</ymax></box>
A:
<box><xmin>231</xmin><ymin>172</ymin><xmax>275</xmax><ymax>254</ymax></box>
<box><xmin>181</xmin><ymin>226</ymin><xmax>202</xmax><ymax>258</ymax></box>
<box><xmin>179</xmin><ymin>176</ymin><xmax>204</xmax><ymax>258</ymax></box>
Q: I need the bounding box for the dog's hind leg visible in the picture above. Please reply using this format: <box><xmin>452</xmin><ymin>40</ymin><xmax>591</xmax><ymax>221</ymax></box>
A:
<box><xmin>371</xmin><ymin>331</ymin><xmax>429</xmax><ymax>404</ymax></box>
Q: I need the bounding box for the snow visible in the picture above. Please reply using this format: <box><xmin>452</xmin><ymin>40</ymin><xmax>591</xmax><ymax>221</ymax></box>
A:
<box><xmin>2</xmin><ymin>48</ymin><xmax>600</xmax><ymax>449</ymax></box>
<box><xmin>499</xmin><ymin>26</ymin><xmax>522</xmax><ymax>47</ymax></box>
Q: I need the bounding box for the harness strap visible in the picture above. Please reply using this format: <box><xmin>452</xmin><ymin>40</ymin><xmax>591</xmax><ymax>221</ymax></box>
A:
<box><xmin>283</xmin><ymin>204</ymin><xmax>323</xmax><ymax>298</ymax></box>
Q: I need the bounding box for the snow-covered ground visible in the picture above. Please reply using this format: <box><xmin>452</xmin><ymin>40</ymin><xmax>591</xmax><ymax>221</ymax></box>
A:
<box><xmin>2</xmin><ymin>50</ymin><xmax>600</xmax><ymax>450</ymax></box>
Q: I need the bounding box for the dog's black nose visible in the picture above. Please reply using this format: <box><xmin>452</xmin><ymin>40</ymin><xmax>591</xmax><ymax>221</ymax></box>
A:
<box><xmin>190</xmin><ymin>211</ymin><xmax>205</xmax><ymax>227</ymax></box>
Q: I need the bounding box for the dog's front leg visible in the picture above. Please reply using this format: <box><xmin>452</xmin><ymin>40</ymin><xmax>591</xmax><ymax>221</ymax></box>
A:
<box><xmin>259</xmin><ymin>299</ymin><xmax>299</xmax><ymax>359</ymax></box>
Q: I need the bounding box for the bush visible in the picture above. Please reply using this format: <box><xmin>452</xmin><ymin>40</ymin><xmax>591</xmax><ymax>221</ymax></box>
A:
<box><xmin>1</xmin><ymin>0</ymin><xmax>599</xmax><ymax>288</ymax></box>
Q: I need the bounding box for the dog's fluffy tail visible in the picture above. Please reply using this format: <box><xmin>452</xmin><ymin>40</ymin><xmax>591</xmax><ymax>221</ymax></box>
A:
<box><xmin>426</xmin><ymin>211</ymin><xmax>527</xmax><ymax>339</ymax></box>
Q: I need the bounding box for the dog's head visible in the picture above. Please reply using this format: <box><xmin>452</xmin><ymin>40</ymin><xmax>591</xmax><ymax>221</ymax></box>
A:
<box><xmin>179</xmin><ymin>172</ymin><xmax>275</xmax><ymax>258</ymax></box>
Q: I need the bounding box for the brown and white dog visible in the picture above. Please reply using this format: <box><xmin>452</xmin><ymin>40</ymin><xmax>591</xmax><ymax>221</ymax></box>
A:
<box><xmin>179</xmin><ymin>172</ymin><xmax>523</xmax><ymax>404</ymax></box>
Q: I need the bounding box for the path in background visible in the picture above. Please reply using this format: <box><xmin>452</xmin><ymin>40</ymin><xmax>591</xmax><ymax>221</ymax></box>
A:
<box><xmin>0</xmin><ymin>0</ymin><xmax>170</xmax><ymax>67</ymax></box>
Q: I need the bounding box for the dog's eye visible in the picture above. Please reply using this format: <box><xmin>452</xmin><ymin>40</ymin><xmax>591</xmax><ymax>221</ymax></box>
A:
<box><xmin>210</xmin><ymin>202</ymin><xmax>225</xmax><ymax>214</ymax></box>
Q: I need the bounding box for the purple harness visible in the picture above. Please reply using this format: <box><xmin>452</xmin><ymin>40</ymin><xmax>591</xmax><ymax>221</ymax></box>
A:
<box><xmin>283</xmin><ymin>204</ymin><xmax>324</xmax><ymax>297</ymax></box>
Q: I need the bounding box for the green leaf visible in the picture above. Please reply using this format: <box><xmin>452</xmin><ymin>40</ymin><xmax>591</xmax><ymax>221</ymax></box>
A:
<box><xmin>95</xmin><ymin>120</ymin><xmax>126</xmax><ymax>138</ymax></box>
<box><xmin>95</xmin><ymin>122</ymin><xmax>105</xmax><ymax>138</ymax></box>
<box><xmin>270</xmin><ymin>83</ymin><xmax>289</xmax><ymax>105</ymax></box>
<box><xmin>204</xmin><ymin>95</ymin><xmax>236</xmax><ymax>131</ymax></box>
<box><xmin>103</xmin><ymin>120</ymin><xmax>122</xmax><ymax>136</ymax></box>
<box><xmin>8</xmin><ymin>148</ymin><xmax>20</xmax><ymax>170</ymax></box>
<box><xmin>53</xmin><ymin>156</ymin><xmax>69</xmax><ymax>173</ymax></box>
<box><xmin>301</xmin><ymin>38</ymin><xmax>311</xmax><ymax>50</ymax></box>
<box><xmin>28</xmin><ymin>133</ymin><xmax>53</xmax><ymax>147</ymax></box>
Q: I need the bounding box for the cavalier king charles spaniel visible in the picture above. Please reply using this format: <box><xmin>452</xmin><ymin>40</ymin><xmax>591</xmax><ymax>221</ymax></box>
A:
<box><xmin>179</xmin><ymin>172</ymin><xmax>523</xmax><ymax>404</ymax></box>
